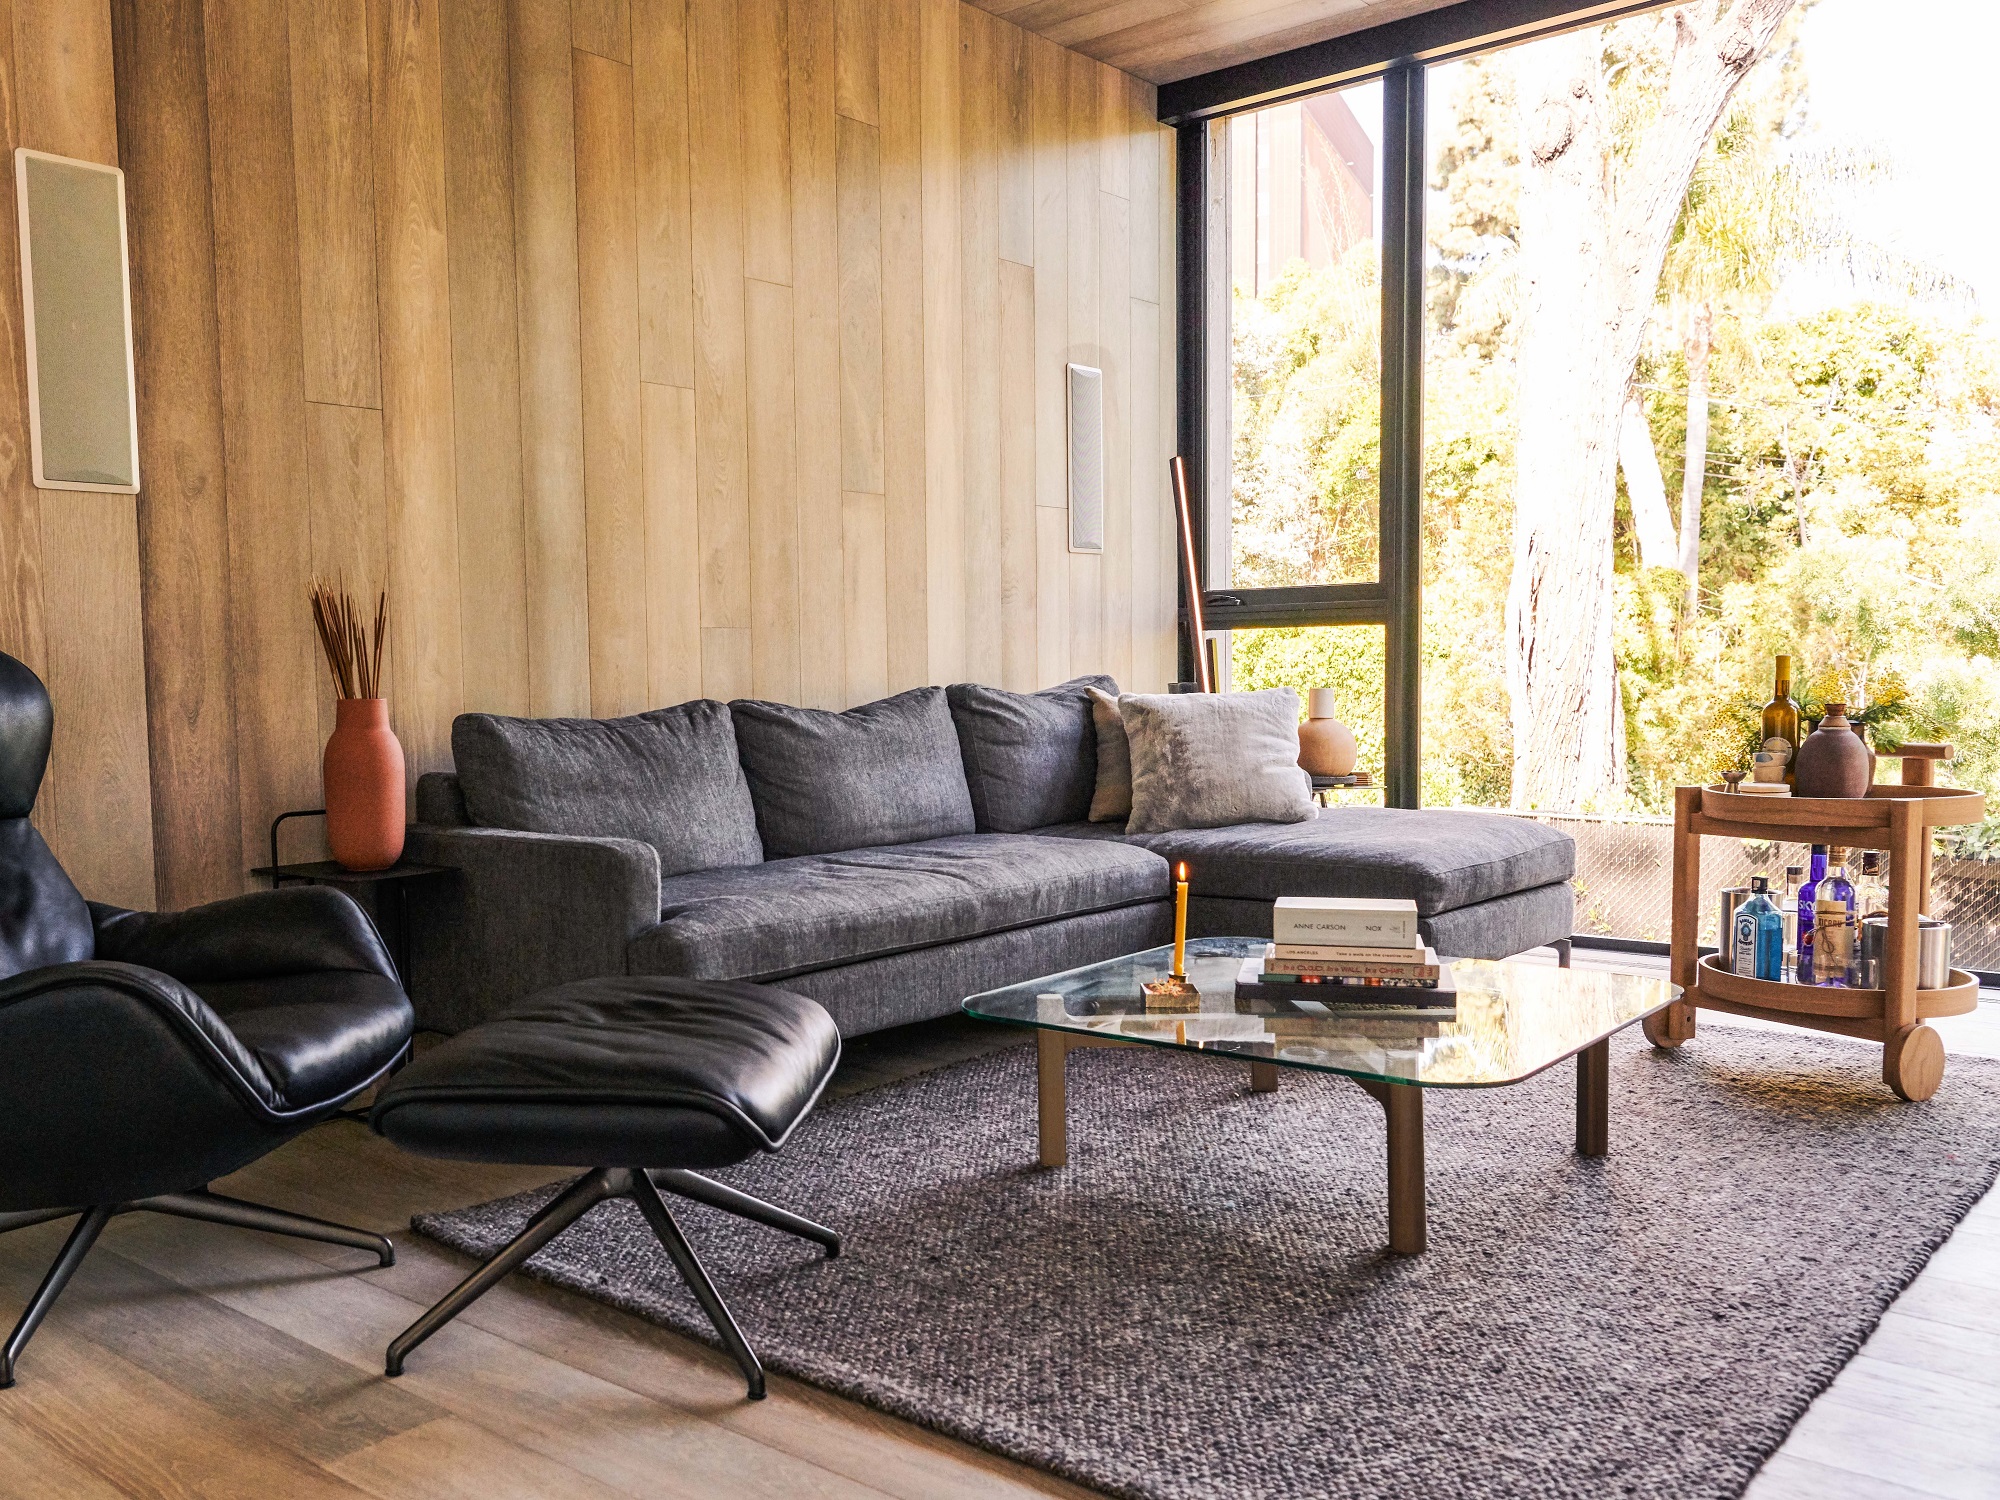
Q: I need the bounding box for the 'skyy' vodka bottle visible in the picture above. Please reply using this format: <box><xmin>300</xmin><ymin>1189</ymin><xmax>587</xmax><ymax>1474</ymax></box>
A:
<box><xmin>1780</xmin><ymin>863</ymin><xmax>1806</xmax><ymax>975</ymax></box>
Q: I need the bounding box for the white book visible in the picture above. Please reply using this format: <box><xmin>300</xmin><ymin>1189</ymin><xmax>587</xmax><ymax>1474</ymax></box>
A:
<box><xmin>1272</xmin><ymin>896</ymin><xmax>1420</xmax><ymax>949</ymax></box>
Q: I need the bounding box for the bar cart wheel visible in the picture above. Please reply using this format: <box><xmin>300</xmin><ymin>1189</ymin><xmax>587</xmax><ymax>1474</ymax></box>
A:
<box><xmin>1642</xmin><ymin>1005</ymin><xmax>1693</xmax><ymax>1049</ymax></box>
<box><xmin>1883</xmin><ymin>1023</ymin><xmax>1945</xmax><ymax>1103</ymax></box>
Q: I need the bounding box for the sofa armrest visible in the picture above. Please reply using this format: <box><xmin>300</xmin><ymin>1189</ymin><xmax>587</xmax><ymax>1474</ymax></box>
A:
<box><xmin>404</xmin><ymin>825</ymin><xmax>661</xmax><ymax>1033</ymax></box>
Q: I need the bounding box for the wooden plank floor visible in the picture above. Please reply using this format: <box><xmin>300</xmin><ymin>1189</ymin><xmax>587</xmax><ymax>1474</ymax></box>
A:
<box><xmin>0</xmin><ymin>955</ymin><xmax>1993</xmax><ymax>1499</ymax></box>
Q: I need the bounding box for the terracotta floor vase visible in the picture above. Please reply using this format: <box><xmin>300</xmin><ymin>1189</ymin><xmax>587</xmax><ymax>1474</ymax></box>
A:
<box><xmin>324</xmin><ymin>696</ymin><xmax>405</xmax><ymax>870</ymax></box>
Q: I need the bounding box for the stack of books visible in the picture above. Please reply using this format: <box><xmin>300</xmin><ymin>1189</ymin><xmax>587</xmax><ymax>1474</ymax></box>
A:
<box><xmin>1234</xmin><ymin>897</ymin><xmax>1456</xmax><ymax>1021</ymax></box>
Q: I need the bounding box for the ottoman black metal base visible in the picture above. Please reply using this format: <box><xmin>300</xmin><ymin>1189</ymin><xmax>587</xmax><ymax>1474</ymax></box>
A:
<box><xmin>386</xmin><ymin>1166</ymin><xmax>837</xmax><ymax>1399</ymax></box>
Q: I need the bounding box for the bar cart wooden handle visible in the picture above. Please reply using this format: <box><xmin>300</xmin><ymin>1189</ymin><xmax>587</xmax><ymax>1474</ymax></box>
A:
<box><xmin>1649</xmin><ymin>747</ymin><xmax>1983</xmax><ymax>1101</ymax></box>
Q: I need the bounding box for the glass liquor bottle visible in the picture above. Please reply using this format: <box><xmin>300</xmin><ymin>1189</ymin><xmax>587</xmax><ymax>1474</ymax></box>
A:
<box><xmin>1813</xmin><ymin>852</ymin><xmax>1859</xmax><ymax>987</ymax></box>
<box><xmin>1761</xmin><ymin>654</ymin><xmax>1803</xmax><ymax>786</ymax></box>
<box><xmin>1795</xmin><ymin>844</ymin><xmax>1829</xmax><ymax>983</ymax></box>
<box><xmin>1780</xmin><ymin>863</ymin><xmax>1805</xmax><ymax>975</ymax></box>
<box><xmin>1853</xmin><ymin>850</ymin><xmax>1888</xmax><ymax>919</ymax></box>
<box><xmin>1731</xmin><ymin>876</ymin><xmax>1785</xmax><ymax>982</ymax></box>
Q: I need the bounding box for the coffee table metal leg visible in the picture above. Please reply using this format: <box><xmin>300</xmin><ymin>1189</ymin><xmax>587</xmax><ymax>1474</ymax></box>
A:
<box><xmin>1575</xmin><ymin>1039</ymin><xmax>1609</xmax><ymax>1157</ymax></box>
<box><xmin>1037</xmin><ymin>1031</ymin><xmax>1068</xmax><ymax>1168</ymax></box>
<box><xmin>1249</xmin><ymin>1060</ymin><xmax>1279</xmax><ymax>1093</ymax></box>
<box><xmin>1354</xmin><ymin>1079</ymin><xmax>1426</xmax><ymax>1254</ymax></box>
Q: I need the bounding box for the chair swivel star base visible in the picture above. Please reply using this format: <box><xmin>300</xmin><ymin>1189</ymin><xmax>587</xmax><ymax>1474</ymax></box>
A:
<box><xmin>1</xmin><ymin>1189</ymin><xmax>394</xmax><ymax>1389</ymax></box>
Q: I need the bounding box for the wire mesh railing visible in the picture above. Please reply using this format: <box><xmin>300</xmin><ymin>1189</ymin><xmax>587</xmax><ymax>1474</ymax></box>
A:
<box><xmin>1467</xmin><ymin>808</ymin><xmax>2000</xmax><ymax>971</ymax></box>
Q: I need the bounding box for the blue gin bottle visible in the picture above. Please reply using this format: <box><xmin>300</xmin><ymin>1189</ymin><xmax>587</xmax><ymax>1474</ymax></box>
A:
<box><xmin>1732</xmin><ymin>876</ymin><xmax>1785</xmax><ymax>982</ymax></box>
<box><xmin>1796</xmin><ymin>844</ymin><xmax>1829</xmax><ymax>983</ymax></box>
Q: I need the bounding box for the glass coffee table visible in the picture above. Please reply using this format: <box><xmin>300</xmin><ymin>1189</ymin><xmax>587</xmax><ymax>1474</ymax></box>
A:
<box><xmin>964</xmin><ymin>937</ymin><xmax>1679</xmax><ymax>1254</ymax></box>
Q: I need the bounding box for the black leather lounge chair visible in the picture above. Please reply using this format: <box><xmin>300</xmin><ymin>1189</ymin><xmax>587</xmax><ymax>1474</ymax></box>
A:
<box><xmin>0</xmin><ymin>651</ymin><xmax>415</xmax><ymax>1387</ymax></box>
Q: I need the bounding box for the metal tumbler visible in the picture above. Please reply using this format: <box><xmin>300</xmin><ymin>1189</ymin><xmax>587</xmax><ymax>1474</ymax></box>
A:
<box><xmin>1717</xmin><ymin>887</ymin><xmax>1752</xmax><ymax>968</ymax></box>
<box><xmin>1855</xmin><ymin>914</ymin><xmax>1953</xmax><ymax>989</ymax></box>
<box><xmin>1919</xmin><ymin>918</ymin><xmax>1953</xmax><ymax>990</ymax></box>
<box><xmin>1859</xmin><ymin>914</ymin><xmax>1887</xmax><ymax>989</ymax></box>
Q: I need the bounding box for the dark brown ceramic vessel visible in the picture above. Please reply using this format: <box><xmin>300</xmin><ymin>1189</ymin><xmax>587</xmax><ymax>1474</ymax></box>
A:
<box><xmin>1794</xmin><ymin>703</ymin><xmax>1873</xmax><ymax>798</ymax></box>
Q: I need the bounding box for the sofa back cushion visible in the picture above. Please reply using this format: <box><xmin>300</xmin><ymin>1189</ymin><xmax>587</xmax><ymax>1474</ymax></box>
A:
<box><xmin>731</xmin><ymin>687</ymin><xmax>976</xmax><ymax>857</ymax></box>
<box><xmin>452</xmin><ymin>702</ymin><xmax>764</xmax><ymax>877</ymax></box>
<box><xmin>945</xmin><ymin>675</ymin><xmax>1114</xmax><ymax>832</ymax></box>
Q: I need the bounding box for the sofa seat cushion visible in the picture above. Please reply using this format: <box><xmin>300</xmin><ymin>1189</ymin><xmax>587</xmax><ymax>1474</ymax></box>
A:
<box><xmin>1043</xmin><ymin>806</ymin><xmax>1574</xmax><ymax>916</ymax></box>
<box><xmin>630</xmin><ymin>833</ymin><xmax>1171</xmax><ymax>982</ymax></box>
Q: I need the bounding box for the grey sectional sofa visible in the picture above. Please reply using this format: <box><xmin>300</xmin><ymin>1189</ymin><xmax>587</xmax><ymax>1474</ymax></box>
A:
<box><xmin>403</xmin><ymin>677</ymin><xmax>1574</xmax><ymax>1037</ymax></box>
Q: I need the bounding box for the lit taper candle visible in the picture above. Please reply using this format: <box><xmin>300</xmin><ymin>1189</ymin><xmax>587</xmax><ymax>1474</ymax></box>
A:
<box><xmin>1172</xmin><ymin>862</ymin><xmax>1189</xmax><ymax>977</ymax></box>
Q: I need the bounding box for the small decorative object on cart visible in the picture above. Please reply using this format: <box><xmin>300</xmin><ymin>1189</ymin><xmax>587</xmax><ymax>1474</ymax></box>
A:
<box><xmin>1794</xmin><ymin>702</ymin><xmax>1872</xmax><ymax>798</ymax></box>
<box><xmin>1142</xmin><ymin>862</ymin><xmax>1202</xmax><ymax>1012</ymax></box>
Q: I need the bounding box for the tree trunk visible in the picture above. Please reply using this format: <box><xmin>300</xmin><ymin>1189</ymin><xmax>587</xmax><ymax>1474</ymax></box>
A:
<box><xmin>1509</xmin><ymin>29</ymin><xmax>1625</xmax><ymax>812</ymax></box>
<box><xmin>1620</xmin><ymin>392</ymin><xmax>1680</xmax><ymax>568</ymax></box>
<box><xmin>1506</xmin><ymin>0</ymin><xmax>1795</xmax><ymax>812</ymax></box>
<box><xmin>1679</xmin><ymin>299</ymin><xmax>1712</xmax><ymax>616</ymax></box>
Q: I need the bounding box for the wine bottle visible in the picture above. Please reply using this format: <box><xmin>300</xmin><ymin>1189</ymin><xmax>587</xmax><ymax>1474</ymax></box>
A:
<box><xmin>1761</xmin><ymin>654</ymin><xmax>1802</xmax><ymax>786</ymax></box>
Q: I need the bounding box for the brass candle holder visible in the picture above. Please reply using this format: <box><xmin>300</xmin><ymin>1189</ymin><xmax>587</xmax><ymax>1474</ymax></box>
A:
<box><xmin>1140</xmin><ymin>974</ymin><xmax>1201</xmax><ymax>1012</ymax></box>
<box><xmin>1142</xmin><ymin>861</ymin><xmax>1201</xmax><ymax>1011</ymax></box>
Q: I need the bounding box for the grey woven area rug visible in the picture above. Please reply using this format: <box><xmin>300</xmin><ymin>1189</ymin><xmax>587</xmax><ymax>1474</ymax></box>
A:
<box><xmin>417</xmin><ymin>1029</ymin><xmax>2000</xmax><ymax>1500</ymax></box>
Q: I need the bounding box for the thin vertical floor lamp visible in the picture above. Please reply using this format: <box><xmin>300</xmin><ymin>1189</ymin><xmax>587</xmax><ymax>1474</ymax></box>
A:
<box><xmin>1169</xmin><ymin>456</ymin><xmax>1212</xmax><ymax>692</ymax></box>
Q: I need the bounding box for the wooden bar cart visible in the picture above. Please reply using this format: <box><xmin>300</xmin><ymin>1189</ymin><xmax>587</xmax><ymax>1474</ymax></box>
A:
<box><xmin>1649</xmin><ymin>746</ymin><xmax>1984</xmax><ymax>1101</ymax></box>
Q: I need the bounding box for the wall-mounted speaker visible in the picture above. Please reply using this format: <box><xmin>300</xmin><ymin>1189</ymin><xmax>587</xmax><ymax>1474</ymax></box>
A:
<box><xmin>1066</xmin><ymin>362</ymin><xmax>1103</xmax><ymax>553</ymax></box>
<box><xmin>15</xmin><ymin>149</ymin><xmax>139</xmax><ymax>493</ymax></box>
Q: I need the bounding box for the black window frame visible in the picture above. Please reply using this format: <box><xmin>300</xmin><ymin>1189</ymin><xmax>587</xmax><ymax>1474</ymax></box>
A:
<box><xmin>1164</xmin><ymin>0</ymin><xmax>1676</xmax><ymax>810</ymax></box>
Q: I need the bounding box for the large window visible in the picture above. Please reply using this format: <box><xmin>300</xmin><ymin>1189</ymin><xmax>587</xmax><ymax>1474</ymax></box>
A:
<box><xmin>1225</xmin><ymin>86</ymin><xmax>1383</xmax><ymax>590</ymax></box>
<box><xmin>1179</xmin><ymin>0</ymin><xmax>2000</xmax><ymax>969</ymax></box>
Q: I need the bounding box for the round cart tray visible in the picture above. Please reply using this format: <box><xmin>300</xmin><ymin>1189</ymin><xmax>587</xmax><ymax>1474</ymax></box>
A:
<box><xmin>1691</xmin><ymin>953</ymin><xmax>1979</xmax><ymax>1024</ymax></box>
<box><xmin>1701</xmin><ymin>782</ymin><xmax>1984</xmax><ymax>830</ymax></box>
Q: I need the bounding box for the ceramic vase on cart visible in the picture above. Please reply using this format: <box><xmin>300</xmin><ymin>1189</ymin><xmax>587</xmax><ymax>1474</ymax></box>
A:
<box><xmin>1794</xmin><ymin>703</ymin><xmax>1872</xmax><ymax>799</ymax></box>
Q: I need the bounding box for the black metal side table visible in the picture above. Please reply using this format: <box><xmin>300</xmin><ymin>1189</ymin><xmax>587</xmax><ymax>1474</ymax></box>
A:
<box><xmin>1309</xmin><ymin>773</ymin><xmax>1385</xmax><ymax>807</ymax></box>
<box><xmin>252</xmin><ymin>809</ymin><xmax>448</xmax><ymax>986</ymax></box>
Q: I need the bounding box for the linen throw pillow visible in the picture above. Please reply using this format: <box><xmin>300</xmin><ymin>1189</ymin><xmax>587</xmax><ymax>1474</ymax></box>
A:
<box><xmin>452</xmin><ymin>701</ymin><xmax>764</xmax><ymax>877</ymax></box>
<box><xmin>730</xmin><ymin>687</ymin><xmax>977</xmax><ymax>857</ymax></box>
<box><xmin>946</xmin><ymin>675</ymin><xmax>1115</xmax><ymax>832</ymax></box>
<box><xmin>1087</xmin><ymin>687</ymin><xmax>1133</xmax><ymax>823</ymax></box>
<box><xmin>1119</xmin><ymin>689</ymin><xmax>1317</xmax><ymax>834</ymax></box>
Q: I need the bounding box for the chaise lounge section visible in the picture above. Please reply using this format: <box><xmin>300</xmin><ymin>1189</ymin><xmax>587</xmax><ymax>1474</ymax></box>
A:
<box><xmin>404</xmin><ymin>678</ymin><xmax>1574</xmax><ymax>1036</ymax></box>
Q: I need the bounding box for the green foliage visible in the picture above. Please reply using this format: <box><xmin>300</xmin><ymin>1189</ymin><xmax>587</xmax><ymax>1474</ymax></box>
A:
<box><xmin>1229</xmin><ymin>11</ymin><xmax>2000</xmax><ymax>851</ymax></box>
<box><xmin>1230</xmin><ymin>252</ymin><xmax>1381</xmax><ymax>587</ymax></box>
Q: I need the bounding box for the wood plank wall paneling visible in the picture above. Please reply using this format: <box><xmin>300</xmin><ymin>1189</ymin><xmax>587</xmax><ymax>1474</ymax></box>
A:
<box><xmin>2</xmin><ymin>0</ymin><xmax>156</xmax><ymax>909</ymax></box>
<box><xmin>111</xmin><ymin>0</ymin><xmax>239</xmax><ymax>910</ymax></box>
<box><xmin>108</xmin><ymin>0</ymin><xmax>1175</xmax><ymax>905</ymax></box>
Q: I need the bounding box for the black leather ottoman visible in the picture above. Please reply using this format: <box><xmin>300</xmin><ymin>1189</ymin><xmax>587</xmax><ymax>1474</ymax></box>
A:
<box><xmin>370</xmin><ymin>974</ymin><xmax>841</xmax><ymax>1398</ymax></box>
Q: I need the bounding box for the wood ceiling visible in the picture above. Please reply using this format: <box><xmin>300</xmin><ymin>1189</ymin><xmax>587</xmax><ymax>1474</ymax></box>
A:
<box><xmin>974</xmin><ymin>0</ymin><xmax>1462</xmax><ymax>86</ymax></box>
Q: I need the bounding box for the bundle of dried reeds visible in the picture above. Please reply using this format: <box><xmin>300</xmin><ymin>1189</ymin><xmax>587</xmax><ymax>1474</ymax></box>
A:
<box><xmin>308</xmin><ymin>578</ymin><xmax>388</xmax><ymax>700</ymax></box>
